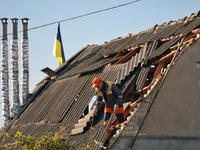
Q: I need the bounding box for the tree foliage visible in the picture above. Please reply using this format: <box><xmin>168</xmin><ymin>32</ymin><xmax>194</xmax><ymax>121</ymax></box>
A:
<box><xmin>0</xmin><ymin>126</ymin><xmax>76</xmax><ymax>150</ymax></box>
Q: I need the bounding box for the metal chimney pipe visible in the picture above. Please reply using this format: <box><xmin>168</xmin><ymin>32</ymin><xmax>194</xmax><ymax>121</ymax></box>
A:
<box><xmin>10</xmin><ymin>18</ymin><xmax>20</xmax><ymax>117</ymax></box>
<box><xmin>1</xmin><ymin>18</ymin><xmax>11</xmax><ymax>126</ymax></box>
<box><xmin>21</xmin><ymin>18</ymin><xmax>29</xmax><ymax>105</ymax></box>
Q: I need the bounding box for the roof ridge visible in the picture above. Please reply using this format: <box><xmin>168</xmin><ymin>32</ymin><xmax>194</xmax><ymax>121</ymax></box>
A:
<box><xmin>107</xmin><ymin>10</ymin><xmax>200</xmax><ymax>43</ymax></box>
<box><xmin>79</xmin><ymin>10</ymin><xmax>200</xmax><ymax>49</ymax></box>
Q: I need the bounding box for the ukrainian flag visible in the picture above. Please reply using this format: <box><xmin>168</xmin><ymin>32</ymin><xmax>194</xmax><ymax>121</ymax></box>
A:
<box><xmin>53</xmin><ymin>23</ymin><xmax>65</xmax><ymax>65</ymax></box>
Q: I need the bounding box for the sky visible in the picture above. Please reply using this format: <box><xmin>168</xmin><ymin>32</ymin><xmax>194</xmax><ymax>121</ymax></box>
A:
<box><xmin>0</xmin><ymin>0</ymin><xmax>199</xmax><ymax>127</ymax></box>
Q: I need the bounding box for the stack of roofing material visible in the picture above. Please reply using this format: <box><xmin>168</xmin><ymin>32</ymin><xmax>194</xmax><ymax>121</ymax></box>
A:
<box><xmin>67</xmin><ymin>110</ymin><xmax>107</xmax><ymax>149</ymax></box>
<box><xmin>70</xmin><ymin>106</ymin><xmax>96</xmax><ymax>135</ymax></box>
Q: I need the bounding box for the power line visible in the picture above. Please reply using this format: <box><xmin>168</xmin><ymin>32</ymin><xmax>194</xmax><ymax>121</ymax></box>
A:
<box><xmin>1</xmin><ymin>0</ymin><xmax>141</xmax><ymax>37</ymax></box>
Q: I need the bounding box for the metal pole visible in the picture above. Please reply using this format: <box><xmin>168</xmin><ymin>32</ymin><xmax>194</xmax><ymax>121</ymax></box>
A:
<box><xmin>1</xmin><ymin>18</ymin><xmax>11</xmax><ymax>126</ymax></box>
<box><xmin>21</xmin><ymin>18</ymin><xmax>29</xmax><ymax>105</ymax></box>
<box><xmin>10</xmin><ymin>18</ymin><xmax>20</xmax><ymax>117</ymax></box>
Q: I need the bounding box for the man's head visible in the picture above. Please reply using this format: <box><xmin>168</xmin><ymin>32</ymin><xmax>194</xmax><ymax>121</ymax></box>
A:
<box><xmin>92</xmin><ymin>77</ymin><xmax>104</xmax><ymax>89</ymax></box>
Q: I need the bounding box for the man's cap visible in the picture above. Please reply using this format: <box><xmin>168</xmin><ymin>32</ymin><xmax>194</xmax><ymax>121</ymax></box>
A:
<box><xmin>92</xmin><ymin>77</ymin><xmax>101</xmax><ymax>88</ymax></box>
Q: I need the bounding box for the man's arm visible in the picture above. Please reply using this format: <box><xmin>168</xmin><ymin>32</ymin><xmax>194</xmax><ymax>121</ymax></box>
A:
<box><xmin>96</xmin><ymin>94</ymin><xmax>103</xmax><ymax>108</ymax></box>
<box><xmin>94</xmin><ymin>94</ymin><xmax>103</xmax><ymax>115</ymax></box>
<box><xmin>112</xmin><ymin>84</ymin><xmax>123</xmax><ymax>106</ymax></box>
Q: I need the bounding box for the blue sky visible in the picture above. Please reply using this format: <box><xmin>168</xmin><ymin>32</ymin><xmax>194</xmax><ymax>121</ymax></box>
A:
<box><xmin>0</xmin><ymin>0</ymin><xmax>199</xmax><ymax>127</ymax></box>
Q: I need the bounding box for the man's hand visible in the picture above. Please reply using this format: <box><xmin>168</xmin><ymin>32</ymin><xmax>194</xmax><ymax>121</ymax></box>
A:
<box><xmin>94</xmin><ymin>108</ymin><xmax>98</xmax><ymax>116</ymax></box>
<box><xmin>114</xmin><ymin>104</ymin><xmax>119</xmax><ymax>110</ymax></box>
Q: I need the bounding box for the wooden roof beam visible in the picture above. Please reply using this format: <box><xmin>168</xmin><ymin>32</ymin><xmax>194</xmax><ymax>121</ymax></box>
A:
<box><xmin>169</xmin><ymin>36</ymin><xmax>195</xmax><ymax>50</ymax></box>
<box><xmin>153</xmin><ymin>61</ymin><xmax>167</xmax><ymax>79</ymax></box>
<box><xmin>158</xmin><ymin>29</ymin><xmax>200</xmax><ymax>43</ymax></box>
<box><xmin>159</xmin><ymin>34</ymin><xmax>182</xmax><ymax>42</ymax></box>
<box><xmin>153</xmin><ymin>51</ymin><xmax>176</xmax><ymax>65</ymax></box>
<box><xmin>113</xmin><ymin>51</ymin><xmax>127</xmax><ymax>58</ymax></box>
<box><xmin>185</xmin><ymin>28</ymin><xmax>200</xmax><ymax>41</ymax></box>
<box><xmin>191</xmin><ymin>27</ymin><xmax>200</xmax><ymax>33</ymax></box>
<box><xmin>114</xmin><ymin>48</ymin><xmax>139</xmax><ymax>64</ymax></box>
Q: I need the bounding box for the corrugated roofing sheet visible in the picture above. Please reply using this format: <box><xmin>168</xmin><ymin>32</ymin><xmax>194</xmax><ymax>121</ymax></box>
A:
<box><xmin>147</xmin><ymin>37</ymin><xmax>181</xmax><ymax>60</ymax></box>
<box><xmin>135</xmin><ymin>61</ymin><xmax>152</xmax><ymax>90</ymax></box>
<box><xmin>48</xmin><ymin>75</ymin><xmax>87</xmax><ymax>123</ymax></box>
<box><xmin>176</xmin><ymin>17</ymin><xmax>200</xmax><ymax>35</ymax></box>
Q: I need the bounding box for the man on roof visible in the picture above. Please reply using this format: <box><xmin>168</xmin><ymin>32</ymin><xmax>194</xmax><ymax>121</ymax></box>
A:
<box><xmin>92</xmin><ymin>77</ymin><xmax>125</xmax><ymax>140</ymax></box>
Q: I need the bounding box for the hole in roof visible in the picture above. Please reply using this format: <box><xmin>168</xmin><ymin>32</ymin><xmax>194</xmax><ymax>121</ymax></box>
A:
<box><xmin>89</xmin><ymin>95</ymin><xmax>97</xmax><ymax>111</ymax></box>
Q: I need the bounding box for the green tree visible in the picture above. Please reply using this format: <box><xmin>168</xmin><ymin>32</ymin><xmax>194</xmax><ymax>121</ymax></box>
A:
<box><xmin>0</xmin><ymin>126</ymin><xmax>76</xmax><ymax>150</ymax></box>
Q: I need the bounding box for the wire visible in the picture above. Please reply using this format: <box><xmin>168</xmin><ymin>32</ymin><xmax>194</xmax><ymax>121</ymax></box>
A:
<box><xmin>0</xmin><ymin>0</ymin><xmax>141</xmax><ymax>37</ymax></box>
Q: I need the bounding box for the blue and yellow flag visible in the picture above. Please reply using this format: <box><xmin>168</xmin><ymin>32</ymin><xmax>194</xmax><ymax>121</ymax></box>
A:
<box><xmin>53</xmin><ymin>23</ymin><xmax>65</xmax><ymax>65</ymax></box>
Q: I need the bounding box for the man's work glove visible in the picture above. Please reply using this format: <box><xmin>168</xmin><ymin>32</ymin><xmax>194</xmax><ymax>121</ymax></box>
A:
<box><xmin>94</xmin><ymin>108</ymin><xmax>98</xmax><ymax>116</ymax></box>
<box><xmin>114</xmin><ymin>104</ymin><xmax>119</xmax><ymax>110</ymax></box>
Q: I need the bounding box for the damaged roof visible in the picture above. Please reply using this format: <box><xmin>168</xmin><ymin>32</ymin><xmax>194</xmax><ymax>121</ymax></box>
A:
<box><xmin>1</xmin><ymin>10</ymin><xmax>200</xmax><ymax>150</ymax></box>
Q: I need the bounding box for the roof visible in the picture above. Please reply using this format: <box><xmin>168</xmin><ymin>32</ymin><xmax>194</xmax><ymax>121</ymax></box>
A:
<box><xmin>1</xmin><ymin>10</ymin><xmax>200</xmax><ymax>150</ymax></box>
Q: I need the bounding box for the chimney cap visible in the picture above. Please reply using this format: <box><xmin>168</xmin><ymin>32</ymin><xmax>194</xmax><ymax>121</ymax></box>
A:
<box><xmin>21</xmin><ymin>18</ymin><xmax>29</xmax><ymax>23</ymax></box>
<box><xmin>1</xmin><ymin>18</ymin><xmax>8</xmax><ymax>23</ymax></box>
<box><xmin>11</xmin><ymin>18</ymin><xmax>19</xmax><ymax>20</ymax></box>
<box><xmin>21</xmin><ymin>17</ymin><xmax>29</xmax><ymax>20</ymax></box>
<box><xmin>1</xmin><ymin>17</ymin><xmax>8</xmax><ymax>20</ymax></box>
<box><xmin>11</xmin><ymin>18</ymin><xmax>19</xmax><ymax>23</ymax></box>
